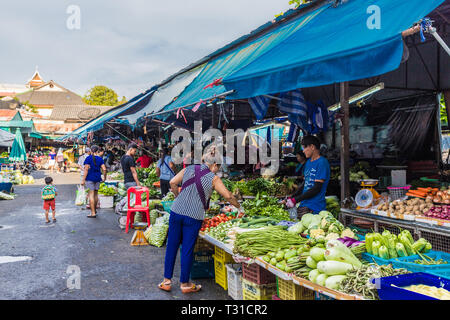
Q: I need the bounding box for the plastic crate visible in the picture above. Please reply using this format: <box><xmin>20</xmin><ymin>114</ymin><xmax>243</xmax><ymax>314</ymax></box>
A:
<box><xmin>391</xmin><ymin>250</ymin><xmax>450</xmax><ymax>277</ymax></box>
<box><xmin>214</xmin><ymin>246</ymin><xmax>234</xmax><ymax>264</ymax></box>
<box><xmin>242</xmin><ymin>262</ymin><xmax>276</xmax><ymax>285</ymax></box>
<box><xmin>242</xmin><ymin>279</ymin><xmax>277</xmax><ymax>300</ymax></box>
<box><xmin>362</xmin><ymin>252</ymin><xmax>394</xmax><ymax>265</ymax></box>
<box><xmin>190</xmin><ymin>251</ymin><xmax>215</xmax><ymax>280</ymax></box>
<box><xmin>372</xmin><ymin>272</ymin><xmax>450</xmax><ymax>300</ymax></box>
<box><xmin>388</xmin><ymin>186</ymin><xmax>411</xmax><ymax>201</ymax></box>
<box><xmin>161</xmin><ymin>201</ymin><xmax>174</xmax><ymax>212</ymax></box>
<box><xmin>226</xmin><ymin>264</ymin><xmax>243</xmax><ymax>300</ymax></box>
<box><xmin>194</xmin><ymin>238</ymin><xmax>214</xmax><ymax>252</ymax></box>
<box><xmin>276</xmin><ymin>277</ymin><xmax>315</xmax><ymax>300</ymax></box>
<box><xmin>213</xmin><ymin>255</ymin><xmax>228</xmax><ymax>290</ymax></box>
<box><xmin>272</xmin><ymin>294</ymin><xmax>282</xmax><ymax>300</ymax></box>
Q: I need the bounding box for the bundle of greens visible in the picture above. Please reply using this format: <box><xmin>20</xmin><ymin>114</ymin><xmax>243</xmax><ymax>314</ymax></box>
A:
<box><xmin>241</xmin><ymin>195</ymin><xmax>290</xmax><ymax>220</ymax></box>
<box><xmin>233</xmin><ymin>225</ymin><xmax>307</xmax><ymax>257</ymax></box>
<box><xmin>98</xmin><ymin>183</ymin><xmax>117</xmax><ymax>196</ymax></box>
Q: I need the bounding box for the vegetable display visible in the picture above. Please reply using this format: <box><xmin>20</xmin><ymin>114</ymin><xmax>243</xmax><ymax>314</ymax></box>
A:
<box><xmin>233</xmin><ymin>225</ymin><xmax>307</xmax><ymax>258</ymax></box>
<box><xmin>241</xmin><ymin>195</ymin><xmax>290</xmax><ymax>221</ymax></box>
<box><xmin>365</xmin><ymin>229</ymin><xmax>432</xmax><ymax>259</ymax></box>
<box><xmin>146</xmin><ymin>224</ymin><xmax>169</xmax><ymax>247</ymax></box>
<box><xmin>162</xmin><ymin>191</ymin><xmax>175</xmax><ymax>202</ymax></box>
<box><xmin>339</xmin><ymin>263</ymin><xmax>411</xmax><ymax>300</ymax></box>
<box><xmin>377</xmin><ymin>198</ymin><xmax>433</xmax><ymax>216</ymax></box>
<box><xmin>424</xmin><ymin>205</ymin><xmax>450</xmax><ymax>220</ymax></box>
<box><xmin>98</xmin><ymin>183</ymin><xmax>117</xmax><ymax>196</ymax></box>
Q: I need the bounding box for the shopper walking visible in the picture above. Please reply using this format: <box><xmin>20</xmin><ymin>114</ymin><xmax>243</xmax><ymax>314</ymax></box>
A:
<box><xmin>158</xmin><ymin>151</ymin><xmax>242</xmax><ymax>294</ymax></box>
<box><xmin>156</xmin><ymin>148</ymin><xmax>176</xmax><ymax>197</ymax></box>
<box><xmin>77</xmin><ymin>147</ymin><xmax>91</xmax><ymax>184</ymax></box>
<box><xmin>81</xmin><ymin>145</ymin><xmax>107</xmax><ymax>218</ymax></box>
<box><xmin>48</xmin><ymin>148</ymin><xmax>56</xmax><ymax>173</ymax></box>
<box><xmin>56</xmin><ymin>148</ymin><xmax>64</xmax><ymax>173</ymax></box>
<box><xmin>120</xmin><ymin>143</ymin><xmax>141</xmax><ymax>189</ymax></box>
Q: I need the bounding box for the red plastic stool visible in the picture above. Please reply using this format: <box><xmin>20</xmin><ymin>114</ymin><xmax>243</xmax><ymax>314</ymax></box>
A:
<box><xmin>126</xmin><ymin>186</ymin><xmax>150</xmax><ymax>233</ymax></box>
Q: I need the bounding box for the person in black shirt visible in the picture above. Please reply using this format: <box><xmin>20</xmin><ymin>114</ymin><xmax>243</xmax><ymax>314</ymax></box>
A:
<box><xmin>121</xmin><ymin>143</ymin><xmax>141</xmax><ymax>189</ymax></box>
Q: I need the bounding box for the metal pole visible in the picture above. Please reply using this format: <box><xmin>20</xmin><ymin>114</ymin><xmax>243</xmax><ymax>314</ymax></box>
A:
<box><xmin>429</xmin><ymin>27</ymin><xmax>450</xmax><ymax>57</ymax></box>
<box><xmin>340</xmin><ymin>82</ymin><xmax>350</xmax><ymax>202</ymax></box>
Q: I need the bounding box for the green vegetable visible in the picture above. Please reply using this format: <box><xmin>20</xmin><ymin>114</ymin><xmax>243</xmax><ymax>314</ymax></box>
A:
<box><xmin>275</xmin><ymin>251</ymin><xmax>285</xmax><ymax>262</ymax></box>
<box><xmin>412</xmin><ymin>238</ymin><xmax>428</xmax><ymax>253</ymax></box>
<box><xmin>324</xmin><ymin>244</ymin><xmax>362</xmax><ymax>268</ymax></box>
<box><xmin>387</xmin><ymin>235</ymin><xmax>398</xmax><ymax>259</ymax></box>
<box><xmin>270</xmin><ymin>258</ymin><xmax>278</xmax><ymax>265</ymax></box>
<box><xmin>423</xmin><ymin>242</ymin><xmax>432</xmax><ymax>253</ymax></box>
<box><xmin>317</xmin><ymin>260</ymin><xmax>354</xmax><ymax>275</ymax></box>
<box><xmin>378</xmin><ymin>246</ymin><xmax>390</xmax><ymax>259</ymax></box>
<box><xmin>147</xmin><ymin>224</ymin><xmax>169</xmax><ymax>247</ymax></box>
<box><xmin>284</xmin><ymin>249</ymin><xmax>297</xmax><ymax>260</ymax></box>
<box><xmin>262</xmin><ymin>255</ymin><xmax>271</xmax><ymax>263</ymax></box>
<box><xmin>325</xmin><ymin>275</ymin><xmax>347</xmax><ymax>290</ymax></box>
<box><xmin>399</xmin><ymin>234</ymin><xmax>415</xmax><ymax>255</ymax></box>
<box><xmin>395</xmin><ymin>243</ymin><xmax>408</xmax><ymax>257</ymax></box>
<box><xmin>309</xmin><ymin>269</ymin><xmax>321</xmax><ymax>283</ymax></box>
<box><xmin>365</xmin><ymin>233</ymin><xmax>374</xmax><ymax>254</ymax></box>
<box><xmin>310</xmin><ymin>247</ymin><xmax>326</xmax><ymax>262</ymax></box>
<box><xmin>315</xmin><ymin>273</ymin><xmax>328</xmax><ymax>286</ymax></box>
<box><xmin>371</xmin><ymin>241</ymin><xmax>381</xmax><ymax>257</ymax></box>
<box><xmin>306</xmin><ymin>256</ymin><xmax>318</xmax><ymax>269</ymax></box>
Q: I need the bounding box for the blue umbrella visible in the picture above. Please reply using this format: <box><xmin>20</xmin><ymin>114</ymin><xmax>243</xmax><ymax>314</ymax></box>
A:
<box><xmin>9</xmin><ymin>128</ymin><xmax>27</xmax><ymax>162</ymax></box>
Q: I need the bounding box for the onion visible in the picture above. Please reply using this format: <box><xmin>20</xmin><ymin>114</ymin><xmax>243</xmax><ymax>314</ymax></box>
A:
<box><xmin>437</xmin><ymin>191</ymin><xmax>443</xmax><ymax>197</ymax></box>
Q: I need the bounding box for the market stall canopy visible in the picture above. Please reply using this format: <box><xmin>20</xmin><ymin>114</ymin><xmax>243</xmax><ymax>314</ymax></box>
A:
<box><xmin>154</xmin><ymin>2</ymin><xmax>327</xmax><ymax>117</ymax></box>
<box><xmin>119</xmin><ymin>65</ymin><xmax>205</xmax><ymax>126</ymax></box>
<box><xmin>0</xmin><ymin>128</ymin><xmax>15</xmax><ymax>147</ymax></box>
<box><xmin>9</xmin><ymin>128</ymin><xmax>27</xmax><ymax>162</ymax></box>
<box><xmin>60</xmin><ymin>88</ymin><xmax>157</xmax><ymax>139</ymax></box>
<box><xmin>223</xmin><ymin>0</ymin><xmax>445</xmax><ymax>99</ymax></box>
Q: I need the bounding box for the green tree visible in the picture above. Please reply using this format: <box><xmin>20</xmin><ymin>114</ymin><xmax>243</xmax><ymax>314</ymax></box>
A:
<box><xmin>276</xmin><ymin>0</ymin><xmax>310</xmax><ymax>17</ymax></box>
<box><xmin>83</xmin><ymin>85</ymin><xmax>119</xmax><ymax>106</ymax></box>
<box><xmin>118</xmin><ymin>96</ymin><xmax>128</xmax><ymax>106</ymax></box>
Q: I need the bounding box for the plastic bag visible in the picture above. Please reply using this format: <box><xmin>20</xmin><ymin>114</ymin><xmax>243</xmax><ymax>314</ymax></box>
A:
<box><xmin>148</xmin><ymin>224</ymin><xmax>169</xmax><ymax>247</ymax></box>
<box><xmin>75</xmin><ymin>185</ymin><xmax>87</xmax><ymax>206</ymax></box>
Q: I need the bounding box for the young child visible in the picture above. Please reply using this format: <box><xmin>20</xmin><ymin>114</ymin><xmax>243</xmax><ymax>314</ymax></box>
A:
<box><xmin>42</xmin><ymin>176</ymin><xmax>58</xmax><ymax>223</ymax></box>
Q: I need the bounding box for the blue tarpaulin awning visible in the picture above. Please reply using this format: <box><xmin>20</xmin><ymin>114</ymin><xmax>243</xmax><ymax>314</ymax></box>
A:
<box><xmin>223</xmin><ymin>0</ymin><xmax>445</xmax><ymax>99</ymax></box>
<box><xmin>60</xmin><ymin>88</ymin><xmax>157</xmax><ymax>139</ymax></box>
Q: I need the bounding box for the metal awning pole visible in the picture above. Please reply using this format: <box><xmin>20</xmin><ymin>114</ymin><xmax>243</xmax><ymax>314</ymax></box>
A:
<box><xmin>429</xmin><ymin>27</ymin><xmax>450</xmax><ymax>57</ymax></box>
<box><xmin>340</xmin><ymin>82</ymin><xmax>350</xmax><ymax>203</ymax></box>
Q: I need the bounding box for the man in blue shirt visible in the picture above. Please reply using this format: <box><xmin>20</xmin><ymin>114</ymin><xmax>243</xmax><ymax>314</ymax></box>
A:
<box><xmin>286</xmin><ymin>135</ymin><xmax>330</xmax><ymax>216</ymax></box>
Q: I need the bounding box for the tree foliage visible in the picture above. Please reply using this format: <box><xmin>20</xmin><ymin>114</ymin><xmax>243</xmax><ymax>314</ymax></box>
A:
<box><xmin>276</xmin><ymin>0</ymin><xmax>310</xmax><ymax>17</ymax></box>
<box><xmin>83</xmin><ymin>85</ymin><xmax>121</xmax><ymax>106</ymax></box>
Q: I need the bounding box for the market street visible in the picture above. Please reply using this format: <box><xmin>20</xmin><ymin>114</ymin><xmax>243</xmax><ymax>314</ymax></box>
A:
<box><xmin>0</xmin><ymin>170</ymin><xmax>228</xmax><ymax>300</ymax></box>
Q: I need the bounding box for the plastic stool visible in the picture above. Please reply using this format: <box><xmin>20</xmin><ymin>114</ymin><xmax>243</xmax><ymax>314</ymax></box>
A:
<box><xmin>126</xmin><ymin>186</ymin><xmax>150</xmax><ymax>233</ymax></box>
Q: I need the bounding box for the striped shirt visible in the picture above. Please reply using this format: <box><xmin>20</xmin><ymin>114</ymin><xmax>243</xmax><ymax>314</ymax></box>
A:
<box><xmin>170</xmin><ymin>164</ymin><xmax>215</xmax><ymax>221</ymax></box>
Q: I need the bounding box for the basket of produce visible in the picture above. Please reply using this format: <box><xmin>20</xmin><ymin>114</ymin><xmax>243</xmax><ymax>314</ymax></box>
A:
<box><xmin>363</xmin><ymin>230</ymin><xmax>432</xmax><ymax>264</ymax></box>
<box><xmin>390</xmin><ymin>250</ymin><xmax>450</xmax><ymax>277</ymax></box>
<box><xmin>387</xmin><ymin>185</ymin><xmax>411</xmax><ymax>201</ymax></box>
<box><xmin>372</xmin><ymin>272</ymin><xmax>450</xmax><ymax>300</ymax></box>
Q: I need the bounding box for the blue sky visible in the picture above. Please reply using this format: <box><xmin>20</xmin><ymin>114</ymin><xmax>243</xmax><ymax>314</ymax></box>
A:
<box><xmin>0</xmin><ymin>0</ymin><xmax>291</xmax><ymax>100</ymax></box>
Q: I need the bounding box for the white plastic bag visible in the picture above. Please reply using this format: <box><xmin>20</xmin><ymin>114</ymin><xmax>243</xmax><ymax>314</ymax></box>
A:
<box><xmin>75</xmin><ymin>185</ymin><xmax>87</xmax><ymax>206</ymax></box>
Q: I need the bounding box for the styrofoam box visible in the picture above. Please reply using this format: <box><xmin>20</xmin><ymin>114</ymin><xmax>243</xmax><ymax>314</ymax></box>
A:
<box><xmin>99</xmin><ymin>195</ymin><xmax>114</xmax><ymax>208</ymax></box>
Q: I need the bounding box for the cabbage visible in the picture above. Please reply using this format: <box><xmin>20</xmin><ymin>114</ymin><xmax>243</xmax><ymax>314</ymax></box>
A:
<box><xmin>309</xmin><ymin>215</ymin><xmax>322</xmax><ymax>228</ymax></box>
<box><xmin>310</xmin><ymin>247</ymin><xmax>326</xmax><ymax>262</ymax></box>
<box><xmin>301</xmin><ymin>214</ymin><xmax>314</xmax><ymax>228</ymax></box>
<box><xmin>287</xmin><ymin>222</ymin><xmax>305</xmax><ymax>234</ymax></box>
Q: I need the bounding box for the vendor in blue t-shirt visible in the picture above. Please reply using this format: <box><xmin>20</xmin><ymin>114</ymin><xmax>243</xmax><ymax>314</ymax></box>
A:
<box><xmin>285</xmin><ymin>135</ymin><xmax>330</xmax><ymax>217</ymax></box>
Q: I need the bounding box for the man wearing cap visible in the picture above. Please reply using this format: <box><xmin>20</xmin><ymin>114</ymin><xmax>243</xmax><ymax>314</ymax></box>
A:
<box><xmin>78</xmin><ymin>147</ymin><xmax>91</xmax><ymax>183</ymax></box>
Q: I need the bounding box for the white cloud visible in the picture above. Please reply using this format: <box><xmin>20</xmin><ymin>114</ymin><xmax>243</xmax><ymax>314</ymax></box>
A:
<box><xmin>0</xmin><ymin>0</ymin><xmax>290</xmax><ymax>99</ymax></box>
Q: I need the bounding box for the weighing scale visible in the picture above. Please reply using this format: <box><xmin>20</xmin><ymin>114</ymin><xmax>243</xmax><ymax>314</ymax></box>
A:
<box><xmin>130</xmin><ymin>222</ymin><xmax>149</xmax><ymax>246</ymax></box>
<box><xmin>355</xmin><ymin>179</ymin><xmax>381</xmax><ymax>210</ymax></box>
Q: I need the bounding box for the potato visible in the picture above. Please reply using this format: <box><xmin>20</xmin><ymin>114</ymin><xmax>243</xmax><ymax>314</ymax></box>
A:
<box><xmin>414</xmin><ymin>210</ymin><xmax>421</xmax><ymax>215</ymax></box>
<box><xmin>398</xmin><ymin>208</ymin><xmax>405</xmax><ymax>214</ymax></box>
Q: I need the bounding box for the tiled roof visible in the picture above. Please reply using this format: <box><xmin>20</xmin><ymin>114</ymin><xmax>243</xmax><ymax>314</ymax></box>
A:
<box><xmin>49</xmin><ymin>105</ymin><xmax>114</xmax><ymax>121</ymax></box>
<box><xmin>34</xmin><ymin>122</ymin><xmax>83</xmax><ymax>134</ymax></box>
<box><xmin>0</xmin><ymin>109</ymin><xmax>19</xmax><ymax>121</ymax></box>
<box><xmin>15</xmin><ymin>81</ymin><xmax>85</xmax><ymax>106</ymax></box>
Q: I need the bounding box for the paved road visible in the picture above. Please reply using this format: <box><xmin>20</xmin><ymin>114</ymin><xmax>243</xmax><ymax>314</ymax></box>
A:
<box><xmin>0</xmin><ymin>170</ymin><xmax>228</xmax><ymax>300</ymax></box>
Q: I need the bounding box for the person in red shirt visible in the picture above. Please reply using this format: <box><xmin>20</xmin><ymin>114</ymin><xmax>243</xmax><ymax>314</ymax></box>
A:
<box><xmin>136</xmin><ymin>151</ymin><xmax>153</xmax><ymax>168</ymax></box>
